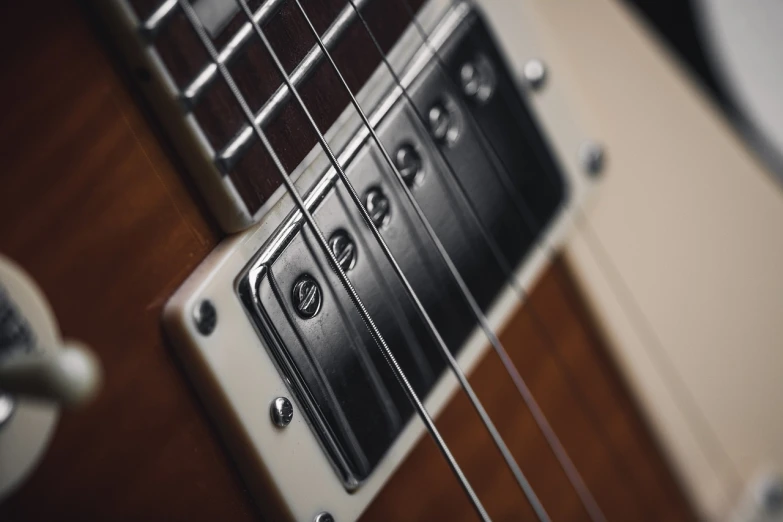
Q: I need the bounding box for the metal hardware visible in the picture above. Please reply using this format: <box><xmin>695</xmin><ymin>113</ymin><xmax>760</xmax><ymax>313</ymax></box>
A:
<box><xmin>523</xmin><ymin>59</ymin><xmax>547</xmax><ymax>91</ymax></box>
<box><xmin>460</xmin><ymin>57</ymin><xmax>496</xmax><ymax>104</ymax></box>
<box><xmin>313</xmin><ymin>512</ymin><xmax>334</xmax><ymax>522</ymax></box>
<box><xmin>139</xmin><ymin>0</ymin><xmax>178</xmax><ymax>37</ymax></box>
<box><xmin>329</xmin><ymin>230</ymin><xmax>357</xmax><ymax>272</ymax></box>
<box><xmin>291</xmin><ymin>275</ymin><xmax>322</xmax><ymax>319</ymax></box>
<box><xmin>193</xmin><ymin>299</ymin><xmax>217</xmax><ymax>336</ymax></box>
<box><xmin>363</xmin><ymin>188</ymin><xmax>391</xmax><ymax>228</ymax></box>
<box><xmin>427</xmin><ymin>102</ymin><xmax>459</xmax><ymax>145</ymax></box>
<box><xmin>270</xmin><ymin>396</ymin><xmax>294</xmax><ymax>427</ymax></box>
<box><xmin>181</xmin><ymin>0</ymin><xmax>287</xmax><ymax>105</ymax></box>
<box><xmin>0</xmin><ymin>394</ymin><xmax>14</xmax><ymax>429</ymax></box>
<box><xmin>237</xmin><ymin>11</ymin><xmax>565</xmax><ymax>490</ymax></box>
<box><xmin>579</xmin><ymin>141</ymin><xmax>605</xmax><ymax>177</ymax></box>
<box><xmin>394</xmin><ymin>144</ymin><xmax>423</xmax><ymax>187</ymax></box>
<box><xmin>214</xmin><ymin>0</ymin><xmax>371</xmax><ymax>169</ymax></box>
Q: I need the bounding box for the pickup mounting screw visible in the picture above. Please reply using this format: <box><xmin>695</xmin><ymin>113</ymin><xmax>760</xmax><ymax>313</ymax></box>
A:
<box><xmin>364</xmin><ymin>188</ymin><xmax>391</xmax><ymax>228</ymax></box>
<box><xmin>193</xmin><ymin>299</ymin><xmax>217</xmax><ymax>336</ymax></box>
<box><xmin>329</xmin><ymin>230</ymin><xmax>357</xmax><ymax>272</ymax></box>
<box><xmin>314</xmin><ymin>513</ymin><xmax>334</xmax><ymax>522</ymax></box>
<box><xmin>270</xmin><ymin>397</ymin><xmax>293</xmax><ymax>428</ymax></box>
<box><xmin>523</xmin><ymin>59</ymin><xmax>547</xmax><ymax>91</ymax></box>
<box><xmin>579</xmin><ymin>141</ymin><xmax>605</xmax><ymax>177</ymax></box>
<box><xmin>292</xmin><ymin>275</ymin><xmax>322</xmax><ymax>319</ymax></box>
<box><xmin>395</xmin><ymin>144</ymin><xmax>423</xmax><ymax>186</ymax></box>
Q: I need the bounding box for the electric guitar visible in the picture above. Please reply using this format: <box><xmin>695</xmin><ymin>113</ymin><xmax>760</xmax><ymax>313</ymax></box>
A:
<box><xmin>1</xmin><ymin>1</ymin><xmax>780</xmax><ymax>521</ymax></box>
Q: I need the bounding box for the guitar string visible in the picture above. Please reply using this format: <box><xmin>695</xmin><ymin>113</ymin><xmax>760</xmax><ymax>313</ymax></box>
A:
<box><xmin>397</xmin><ymin>0</ymin><xmax>742</xmax><ymax>513</ymax></box>
<box><xmin>176</xmin><ymin>2</ymin><xmax>490</xmax><ymax>520</ymax></box>
<box><xmin>231</xmin><ymin>0</ymin><xmax>549</xmax><ymax>517</ymax></box>
<box><xmin>280</xmin><ymin>0</ymin><xmax>554</xmax><ymax>519</ymax></box>
<box><xmin>383</xmin><ymin>1</ymin><xmax>644</xmax><ymax>517</ymax></box>
<box><xmin>343</xmin><ymin>0</ymin><xmax>608</xmax><ymax>520</ymax></box>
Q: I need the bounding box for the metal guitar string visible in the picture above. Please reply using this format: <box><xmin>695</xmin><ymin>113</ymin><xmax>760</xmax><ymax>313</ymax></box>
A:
<box><xmin>397</xmin><ymin>0</ymin><xmax>742</xmax><ymax>512</ymax></box>
<box><xmin>232</xmin><ymin>0</ymin><xmax>546</xmax><ymax>516</ymax></box>
<box><xmin>281</xmin><ymin>0</ymin><xmax>551</xmax><ymax>518</ymax></box>
<box><xmin>176</xmin><ymin>2</ymin><xmax>490</xmax><ymax>520</ymax></box>
<box><xmin>343</xmin><ymin>0</ymin><xmax>607</xmax><ymax>519</ymax></box>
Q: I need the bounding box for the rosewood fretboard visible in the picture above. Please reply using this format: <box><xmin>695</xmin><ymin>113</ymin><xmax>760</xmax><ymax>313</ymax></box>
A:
<box><xmin>128</xmin><ymin>0</ymin><xmax>424</xmax><ymax>214</ymax></box>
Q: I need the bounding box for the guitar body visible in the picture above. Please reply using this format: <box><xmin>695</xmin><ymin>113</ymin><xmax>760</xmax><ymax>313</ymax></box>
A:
<box><xmin>1</xmin><ymin>0</ymin><xmax>779</xmax><ymax>521</ymax></box>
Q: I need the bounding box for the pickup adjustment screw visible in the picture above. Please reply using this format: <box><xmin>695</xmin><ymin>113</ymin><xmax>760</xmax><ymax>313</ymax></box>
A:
<box><xmin>329</xmin><ymin>230</ymin><xmax>357</xmax><ymax>272</ymax></box>
<box><xmin>364</xmin><ymin>188</ymin><xmax>391</xmax><ymax>228</ymax></box>
<box><xmin>193</xmin><ymin>299</ymin><xmax>217</xmax><ymax>336</ymax></box>
<box><xmin>394</xmin><ymin>144</ymin><xmax>423</xmax><ymax>187</ymax></box>
<box><xmin>292</xmin><ymin>275</ymin><xmax>322</xmax><ymax>319</ymax></box>
<box><xmin>460</xmin><ymin>58</ymin><xmax>495</xmax><ymax>104</ymax></box>
<box><xmin>270</xmin><ymin>397</ymin><xmax>293</xmax><ymax>428</ymax></box>
<box><xmin>427</xmin><ymin>102</ymin><xmax>459</xmax><ymax>145</ymax></box>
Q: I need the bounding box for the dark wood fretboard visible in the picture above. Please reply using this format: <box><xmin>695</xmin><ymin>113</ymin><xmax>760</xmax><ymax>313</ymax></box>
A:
<box><xmin>129</xmin><ymin>0</ymin><xmax>424</xmax><ymax>214</ymax></box>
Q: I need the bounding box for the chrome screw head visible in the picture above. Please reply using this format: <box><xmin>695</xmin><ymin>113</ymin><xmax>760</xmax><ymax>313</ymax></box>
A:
<box><xmin>364</xmin><ymin>188</ymin><xmax>391</xmax><ymax>228</ymax></box>
<box><xmin>579</xmin><ymin>141</ymin><xmax>606</xmax><ymax>177</ymax></box>
<box><xmin>523</xmin><ymin>59</ymin><xmax>547</xmax><ymax>91</ymax></box>
<box><xmin>193</xmin><ymin>299</ymin><xmax>217</xmax><ymax>336</ymax></box>
<box><xmin>313</xmin><ymin>513</ymin><xmax>334</xmax><ymax>522</ymax></box>
<box><xmin>292</xmin><ymin>275</ymin><xmax>322</xmax><ymax>319</ymax></box>
<box><xmin>0</xmin><ymin>394</ymin><xmax>15</xmax><ymax>430</ymax></box>
<box><xmin>460</xmin><ymin>59</ymin><xmax>495</xmax><ymax>104</ymax></box>
<box><xmin>395</xmin><ymin>144</ymin><xmax>423</xmax><ymax>186</ymax></box>
<box><xmin>329</xmin><ymin>230</ymin><xmax>357</xmax><ymax>272</ymax></box>
<box><xmin>427</xmin><ymin>102</ymin><xmax>458</xmax><ymax>145</ymax></box>
<box><xmin>270</xmin><ymin>397</ymin><xmax>294</xmax><ymax>428</ymax></box>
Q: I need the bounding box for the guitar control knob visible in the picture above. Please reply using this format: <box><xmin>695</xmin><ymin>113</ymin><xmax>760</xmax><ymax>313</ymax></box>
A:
<box><xmin>0</xmin><ymin>342</ymin><xmax>101</xmax><ymax>407</ymax></box>
<box><xmin>0</xmin><ymin>254</ymin><xmax>103</xmax><ymax>500</ymax></box>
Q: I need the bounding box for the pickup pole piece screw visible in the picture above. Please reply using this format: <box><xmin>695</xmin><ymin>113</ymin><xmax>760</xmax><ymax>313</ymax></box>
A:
<box><xmin>292</xmin><ymin>275</ymin><xmax>322</xmax><ymax>319</ymax></box>
<box><xmin>460</xmin><ymin>58</ymin><xmax>495</xmax><ymax>104</ymax></box>
<box><xmin>329</xmin><ymin>231</ymin><xmax>357</xmax><ymax>272</ymax></box>
<box><xmin>364</xmin><ymin>188</ymin><xmax>391</xmax><ymax>228</ymax></box>
<box><xmin>395</xmin><ymin>144</ymin><xmax>423</xmax><ymax>186</ymax></box>
<box><xmin>427</xmin><ymin>102</ymin><xmax>459</xmax><ymax>145</ymax></box>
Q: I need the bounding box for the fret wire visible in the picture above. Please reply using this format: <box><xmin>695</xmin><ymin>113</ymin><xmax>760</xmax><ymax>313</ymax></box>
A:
<box><xmin>290</xmin><ymin>1</ymin><xmax>551</xmax><ymax>520</ymax></box>
<box><xmin>176</xmin><ymin>2</ymin><xmax>490</xmax><ymax>520</ymax></box>
<box><xmin>140</xmin><ymin>0</ymin><xmax>178</xmax><ymax>37</ymax></box>
<box><xmin>345</xmin><ymin>1</ymin><xmax>611</xmax><ymax>520</ymax></box>
<box><xmin>181</xmin><ymin>0</ymin><xmax>287</xmax><ymax>105</ymax></box>
<box><xmin>215</xmin><ymin>0</ymin><xmax>371</xmax><ymax>173</ymax></box>
<box><xmin>229</xmin><ymin>0</ymin><xmax>494</xmax><ymax>517</ymax></box>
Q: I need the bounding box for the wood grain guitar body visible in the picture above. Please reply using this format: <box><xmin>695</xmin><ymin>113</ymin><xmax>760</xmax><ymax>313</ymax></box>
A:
<box><xmin>3</xmin><ymin>0</ymin><xmax>761</xmax><ymax>520</ymax></box>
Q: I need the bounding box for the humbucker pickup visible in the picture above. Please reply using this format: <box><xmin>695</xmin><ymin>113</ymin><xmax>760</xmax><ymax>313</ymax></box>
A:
<box><xmin>238</xmin><ymin>11</ymin><xmax>565</xmax><ymax>489</ymax></box>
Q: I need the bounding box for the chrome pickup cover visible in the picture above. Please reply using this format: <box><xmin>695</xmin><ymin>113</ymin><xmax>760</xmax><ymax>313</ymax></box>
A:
<box><xmin>238</xmin><ymin>11</ymin><xmax>566</xmax><ymax>490</ymax></box>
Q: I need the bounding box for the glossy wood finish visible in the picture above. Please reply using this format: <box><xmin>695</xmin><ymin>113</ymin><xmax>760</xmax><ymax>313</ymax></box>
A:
<box><xmin>363</xmin><ymin>259</ymin><xmax>695</xmax><ymax>521</ymax></box>
<box><xmin>0</xmin><ymin>1</ymin><xmax>694</xmax><ymax>520</ymax></box>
